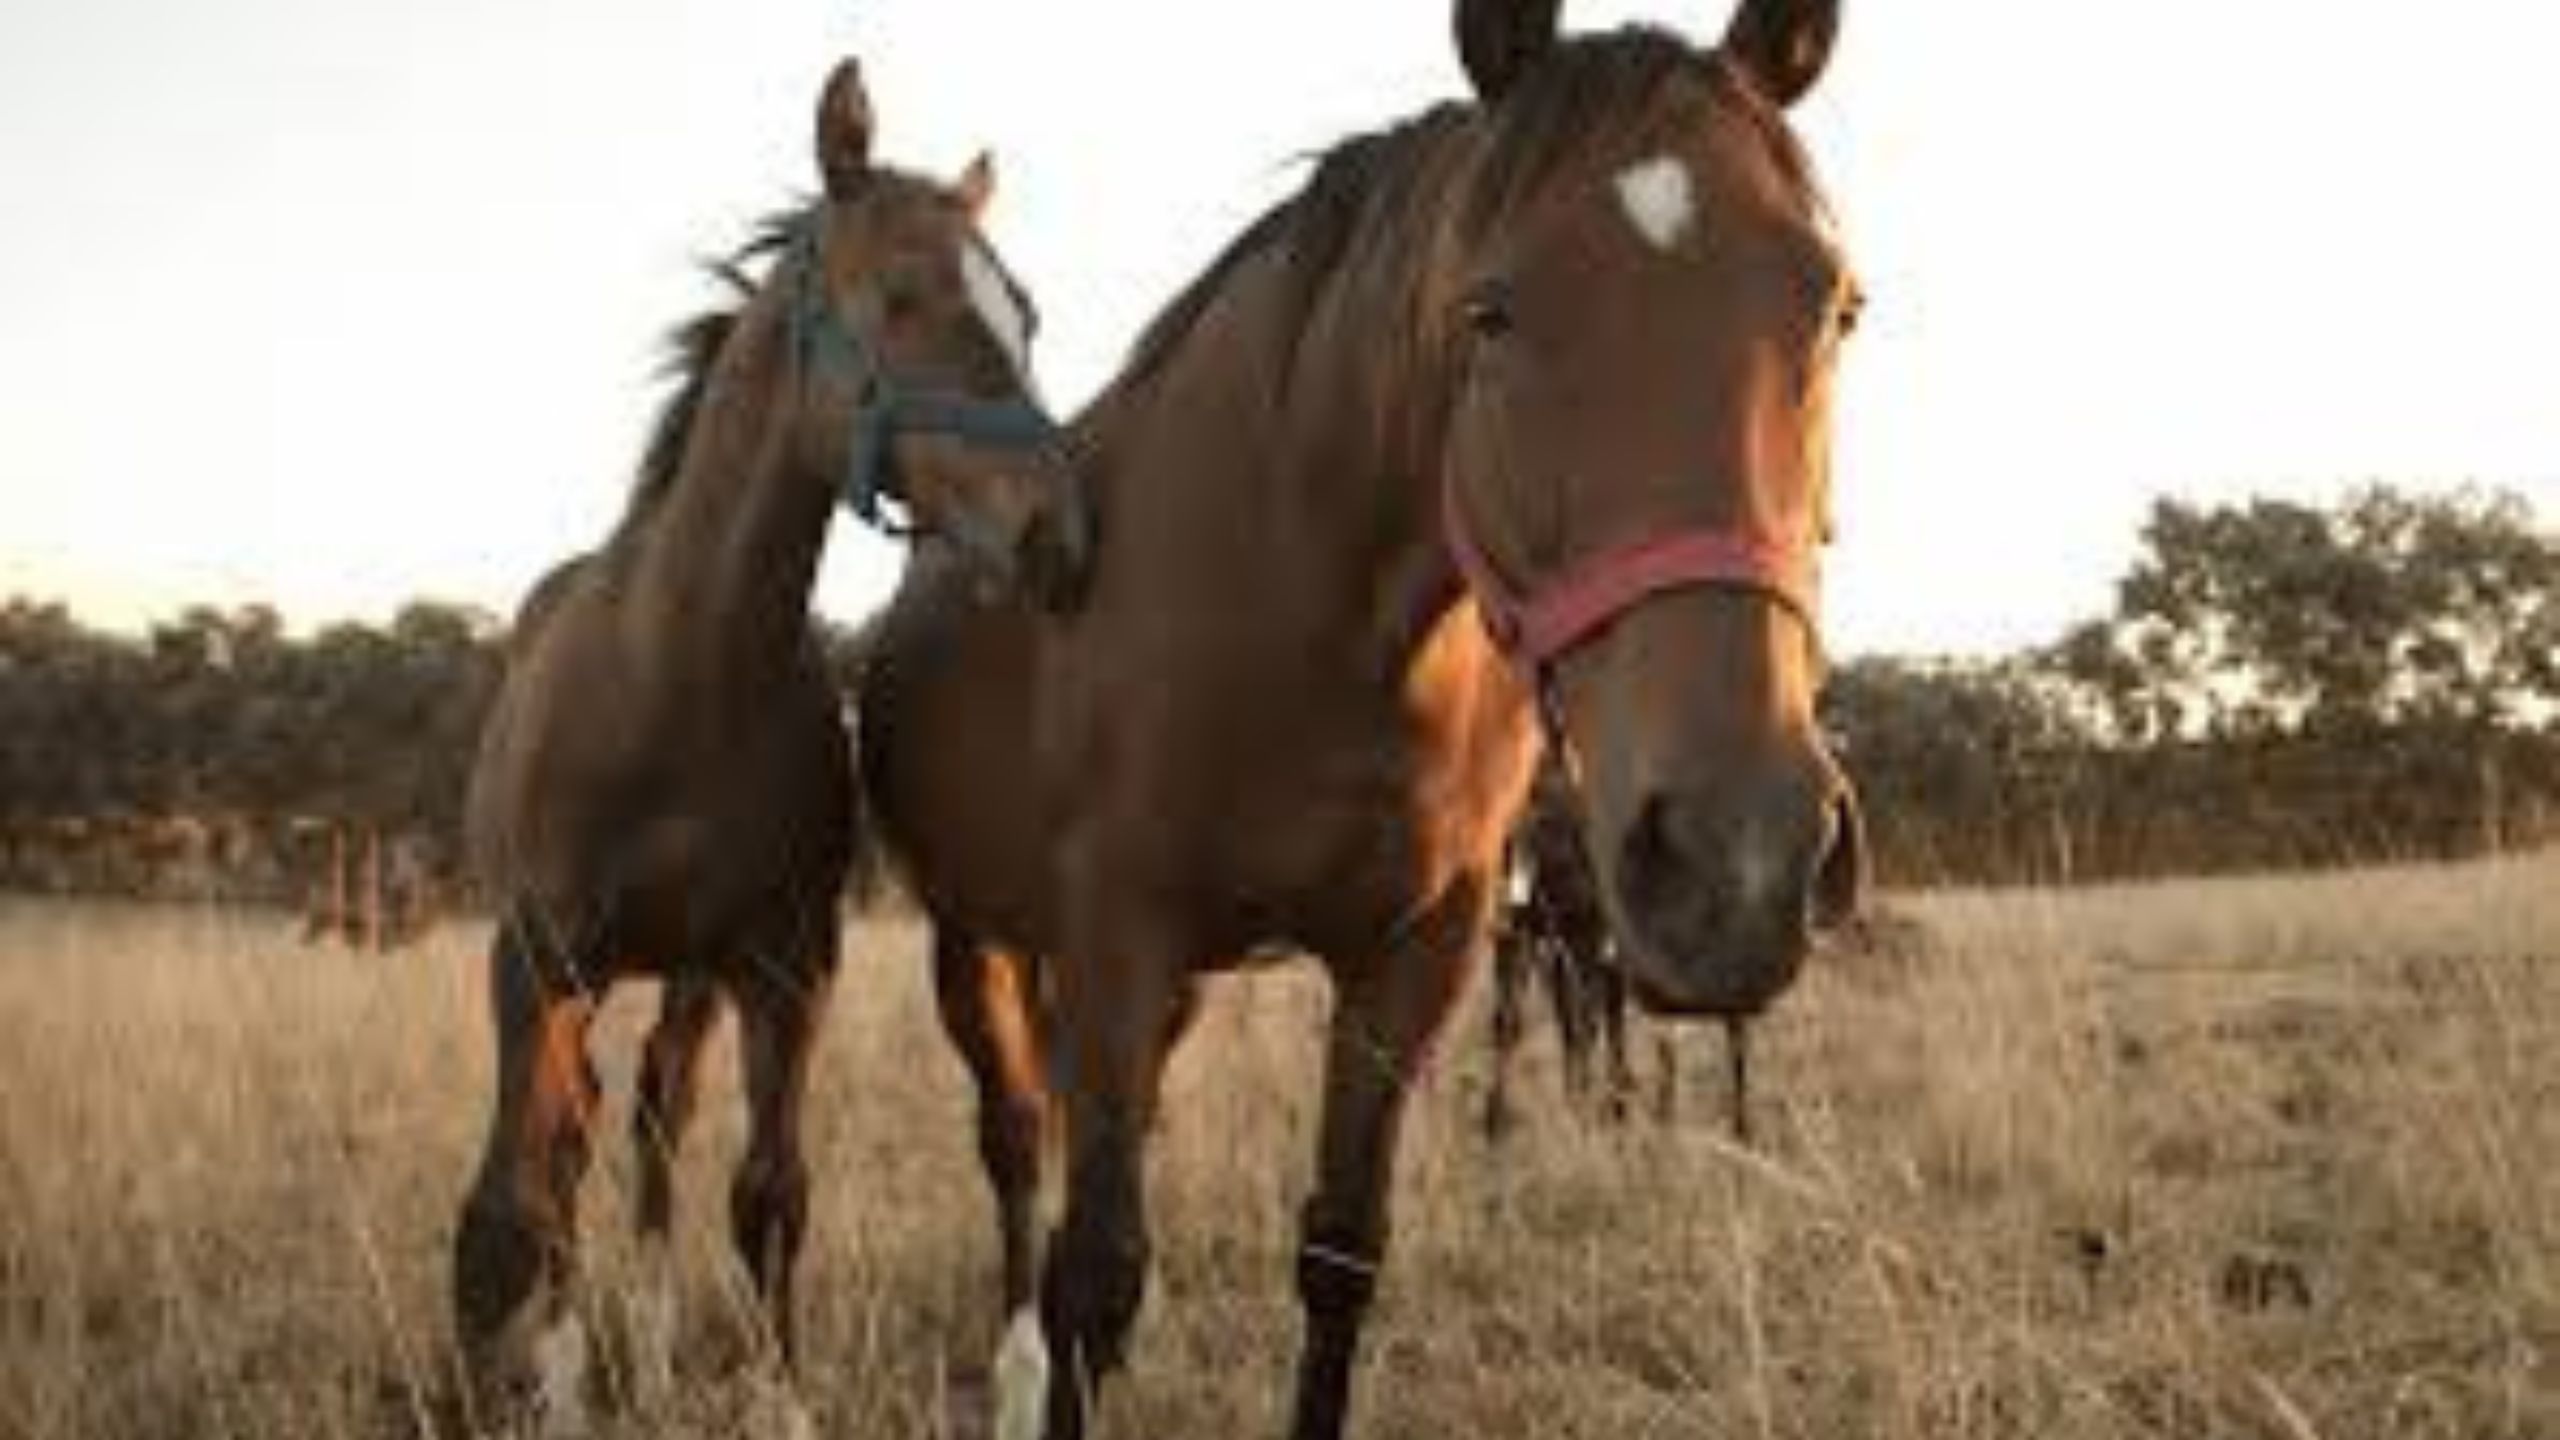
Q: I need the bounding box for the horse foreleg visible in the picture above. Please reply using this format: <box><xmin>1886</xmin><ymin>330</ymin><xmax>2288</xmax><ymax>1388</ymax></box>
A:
<box><xmin>453</xmin><ymin>912</ymin><xmax>602</xmax><ymax>1432</ymax></box>
<box><xmin>729</xmin><ymin>926</ymin><xmax>836</xmax><ymax>1367</ymax></box>
<box><xmin>1655</xmin><ymin>1029</ymin><xmax>1683</xmax><ymax>1125</ymax></box>
<box><xmin>628</xmin><ymin>972</ymin><xmax>722</xmax><ymax>1399</ymax></box>
<box><xmin>1291</xmin><ymin>876</ymin><xmax>1489</xmax><ymax>1440</ymax></box>
<box><xmin>933</xmin><ymin>932</ymin><xmax>1054</xmax><ymax>1317</ymax></box>
<box><xmin>1545</xmin><ymin>931</ymin><xmax>1602</xmax><ymax>1115</ymax></box>
<box><xmin>1481</xmin><ymin>927</ymin><xmax>1530</xmax><ymax>1143</ymax></box>
<box><xmin>635</xmin><ymin>974</ymin><xmax>723</xmax><ymax>1235</ymax></box>
<box><xmin>1033</xmin><ymin>928</ymin><xmax>1185</xmax><ymax>1440</ymax></box>
<box><xmin>1593</xmin><ymin>949</ymin><xmax>1636</xmax><ymax>1125</ymax></box>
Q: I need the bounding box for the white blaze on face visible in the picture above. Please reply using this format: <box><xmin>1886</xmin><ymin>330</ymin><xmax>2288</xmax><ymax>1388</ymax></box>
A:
<box><xmin>1614</xmin><ymin>153</ymin><xmax>1698</xmax><ymax>253</ymax></box>
<box><xmin>960</xmin><ymin>238</ymin><xmax>1032</xmax><ymax>381</ymax></box>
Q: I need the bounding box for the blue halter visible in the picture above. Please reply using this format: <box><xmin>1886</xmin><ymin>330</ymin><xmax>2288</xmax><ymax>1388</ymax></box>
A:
<box><xmin>786</xmin><ymin>215</ymin><xmax>1059</xmax><ymax>532</ymax></box>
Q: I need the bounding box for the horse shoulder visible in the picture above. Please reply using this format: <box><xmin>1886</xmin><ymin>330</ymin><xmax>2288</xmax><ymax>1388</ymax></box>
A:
<box><xmin>1400</xmin><ymin>601</ymin><xmax>1543</xmax><ymax>879</ymax></box>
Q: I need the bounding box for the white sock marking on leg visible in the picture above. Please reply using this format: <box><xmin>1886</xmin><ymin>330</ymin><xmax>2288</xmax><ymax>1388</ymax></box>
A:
<box><xmin>631</xmin><ymin>1241</ymin><xmax>679</xmax><ymax>1404</ymax></box>
<box><xmin>992</xmin><ymin>1305</ymin><xmax>1051</xmax><ymax>1440</ymax></box>
<box><xmin>532</xmin><ymin>1312</ymin><xmax>591</xmax><ymax>1438</ymax></box>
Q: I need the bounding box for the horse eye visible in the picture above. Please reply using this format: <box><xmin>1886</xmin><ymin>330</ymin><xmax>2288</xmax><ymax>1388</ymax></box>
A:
<box><xmin>879</xmin><ymin>282</ymin><xmax>925</xmax><ymax>322</ymax></box>
<box><xmin>1836</xmin><ymin>288</ymin><xmax>1867</xmax><ymax>338</ymax></box>
<box><xmin>1459</xmin><ymin>283</ymin><xmax>1516</xmax><ymax>341</ymax></box>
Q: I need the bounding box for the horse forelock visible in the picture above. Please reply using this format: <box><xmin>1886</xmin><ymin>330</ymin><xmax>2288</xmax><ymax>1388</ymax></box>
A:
<box><xmin>618</xmin><ymin>169</ymin><xmax>1032</xmax><ymax>541</ymax></box>
<box><xmin>1454</xmin><ymin>27</ymin><xmax>1701</xmax><ymax>241</ymax></box>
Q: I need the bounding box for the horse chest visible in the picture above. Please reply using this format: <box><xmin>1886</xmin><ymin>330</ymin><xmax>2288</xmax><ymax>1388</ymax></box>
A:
<box><xmin>542</xmin><ymin>674</ymin><xmax>848</xmax><ymax>944</ymax></box>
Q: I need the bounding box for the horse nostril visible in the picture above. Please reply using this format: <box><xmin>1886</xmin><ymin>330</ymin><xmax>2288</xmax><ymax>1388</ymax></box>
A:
<box><xmin>1619</xmin><ymin>794</ymin><xmax>1671</xmax><ymax>892</ymax></box>
<box><xmin>1618</xmin><ymin>784</ymin><xmax>1843</xmax><ymax>935</ymax></box>
<box><xmin>1618</xmin><ymin>793</ymin><xmax>1716</xmax><ymax>928</ymax></box>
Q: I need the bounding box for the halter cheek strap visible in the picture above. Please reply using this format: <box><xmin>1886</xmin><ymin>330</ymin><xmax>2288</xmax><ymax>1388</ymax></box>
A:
<box><xmin>1443</xmin><ymin>480</ymin><xmax>1820</xmax><ymax>694</ymax></box>
<box><xmin>838</xmin><ymin>381</ymin><xmax>1061</xmax><ymax>535</ymax></box>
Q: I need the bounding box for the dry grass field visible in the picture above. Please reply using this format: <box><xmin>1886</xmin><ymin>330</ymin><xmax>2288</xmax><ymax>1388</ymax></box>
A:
<box><xmin>2</xmin><ymin>855</ymin><xmax>2554</xmax><ymax>1439</ymax></box>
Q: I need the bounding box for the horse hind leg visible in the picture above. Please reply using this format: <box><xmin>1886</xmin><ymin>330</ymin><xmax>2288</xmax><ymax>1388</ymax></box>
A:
<box><xmin>1592</xmin><ymin>947</ymin><xmax>1637</xmax><ymax>1125</ymax></box>
<box><xmin>931</xmin><ymin>931</ymin><xmax>1053</xmax><ymax>1317</ymax></box>
<box><xmin>1034</xmin><ymin>909</ymin><xmax>1194</xmax><ymax>1440</ymax></box>
<box><xmin>627</xmin><ymin>973</ymin><xmax>723</xmax><ymax>1400</ymax></box>
<box><xmin>728</xmin><ymin>911</ymin><xmax>838</xmax><ymax>1368</ymax></box>
<box><xmin>452</xmin><ymin>911</ymin><xmax>604</xmax><ymax>1433</ymax></box>
<box><xmin>934</xmin><ymin>934</ymin><xmax>1061</xmax><ymax>1440</ymax></box>
<box><xmin>1543</xmin><ymin>932</ymin><xmax>1602</xmax><ymax>1117</ymax></box>
<box><xmin>635</xmin><ymin>974</ymin><xmax>723</xmax><ymax>1233</ymax></box>
<box><xmin>1655</xmin><ymin>1028</ymin><xmax>1682</xmax><ymax>1125</ymax></box>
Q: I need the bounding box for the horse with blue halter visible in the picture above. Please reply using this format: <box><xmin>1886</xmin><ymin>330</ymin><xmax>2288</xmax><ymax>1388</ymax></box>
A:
<box><xmin>862</xmin><ymin>2</ymin><xmax>1868</xmax><ymax>1433</ymax></box>
<box><xmin>450</xmin><ymin>57</ymin><xmax>1085</xmax><ymax>1425</ymax></box>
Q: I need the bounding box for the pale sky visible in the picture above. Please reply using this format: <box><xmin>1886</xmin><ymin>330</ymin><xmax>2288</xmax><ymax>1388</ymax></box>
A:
<box><xmin>3</xmin><ymin>0</ymin><xmax>2556</xmax><ymax>659</ymax></box>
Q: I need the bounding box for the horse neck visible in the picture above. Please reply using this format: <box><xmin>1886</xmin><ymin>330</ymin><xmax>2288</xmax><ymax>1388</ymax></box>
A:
<box><xmin>1261</xmin><ymin>217</ymin><xmax>1470</xmax><ymax>672</ymax></box>
<box><xmin>625</xmin><ymin>289</ymin><xmax>834</xmax><ymax>681</ymax></box>
<box><xmin>1098</xmin><ymin>239</ymin><xmax>1470</xmax><ymax>694</ymax></box>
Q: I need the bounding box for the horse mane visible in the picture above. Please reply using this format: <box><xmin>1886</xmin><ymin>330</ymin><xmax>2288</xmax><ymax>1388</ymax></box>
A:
<box><xmin>617</xmin><ymin>208</ymin><xmax>810</xmax><ymax>536</ymax></box>
<box><xmin>1113</xmin><ymin>27</ymin><xmax>1732</xmax><ymax>402</ymax></box>
<box><xmin>1117</xmin><ymin>106</ymin><xmax>1468</xmax><ymax>393</ymax></box>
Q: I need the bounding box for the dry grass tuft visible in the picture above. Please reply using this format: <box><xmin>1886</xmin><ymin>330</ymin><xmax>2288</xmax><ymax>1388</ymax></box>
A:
<box><xmin>2</xmin><ymin>852</ymin><xmax>2554</xmax><ymax>1437</ymax></box>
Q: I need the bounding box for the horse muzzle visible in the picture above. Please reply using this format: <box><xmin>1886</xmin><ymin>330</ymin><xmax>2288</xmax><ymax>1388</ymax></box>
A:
<box><xmin>1600</xmin><ymin>770</ymin><xmax>1864</xmax><ymax>1017</ymax></box>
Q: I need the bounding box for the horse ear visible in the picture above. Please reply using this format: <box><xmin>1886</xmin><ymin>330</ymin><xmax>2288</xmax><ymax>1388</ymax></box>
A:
<box><xmin>816</xmin><ymin>57</ymin><xmax>876</xmax><ymax>198</ymax></box>
<box><xmin>1455</xmin><ymin>0</ymin><xmax>1562</xmax><ymax>102</ymax></box>
<box><xmin>954</xmin><ymin>150</ymin><xmax>996</xmax><ymax>221</ymax></box>
<box><xmin>1721</xmin><ymin>0</ymin><xmax>1840</xmax><ymax>108</ymax></box>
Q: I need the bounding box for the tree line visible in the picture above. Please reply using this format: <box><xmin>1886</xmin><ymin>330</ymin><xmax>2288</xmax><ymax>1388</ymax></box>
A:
<box><xmin>1824</xmin><ymin>486</ymin><xmax>2560</xmax><ymax>882</ymax></box>
<box><xmin>2</xmin><ymin>483</ymin><xmax>2553</xmax><ymax>901</ymax></box>
<box><xmin>0</xmin><ymin>600</ymin><xmax>501</xmax><ymax>902</ymax></box>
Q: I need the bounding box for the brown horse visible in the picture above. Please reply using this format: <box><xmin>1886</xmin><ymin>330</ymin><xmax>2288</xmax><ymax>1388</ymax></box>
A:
<box><xmin>451</xmin><ymin>57</ymin><xmax>1082</xmax><ymax>1425</ymax></box>
<box><xmin>863</xmin><ymin>3</ymin><xmax>1866</xmax><ymax>1434</ymax></box>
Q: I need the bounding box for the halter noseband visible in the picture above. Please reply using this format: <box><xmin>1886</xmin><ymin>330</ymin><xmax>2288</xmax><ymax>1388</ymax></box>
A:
<box><xmin>1443</xmin><ymin>480</ymin><xmax>1820</xmax><ymax>715</ymax></box>
<box><xmin>787</xmin><ymin>215</ymin><xmax>1059</xmax><ymax>532</ymax></box>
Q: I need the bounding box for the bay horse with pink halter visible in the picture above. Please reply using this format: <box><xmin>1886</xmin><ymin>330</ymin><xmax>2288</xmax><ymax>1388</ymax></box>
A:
<box><xmin>451</xmin><ymin>58</ymin><xmax>1084</xmax><ymax>1425</ymax></box>
<box><xmin>862</xmin><ymin>1</ymin><xmax>1867</xmax><ymax>1433</ymax></box>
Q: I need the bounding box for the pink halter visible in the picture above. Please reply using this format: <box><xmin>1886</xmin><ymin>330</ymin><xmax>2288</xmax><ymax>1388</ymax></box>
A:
<box><xmin>1443</xmin><ymin>481</ymin><xmax>1819</xmax><ymax>676</ymax></box>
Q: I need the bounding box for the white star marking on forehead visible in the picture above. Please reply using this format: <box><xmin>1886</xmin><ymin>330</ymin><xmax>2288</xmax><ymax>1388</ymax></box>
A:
<box><xmin>959</xmin><ymin>238</ymin><xmax>1031</xmax><ymax>380</ymax></box>
<box><xmin>1613</xmin><ymin>153</ymin><xmax>1697</xmax><ymax>253</ymax></box>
